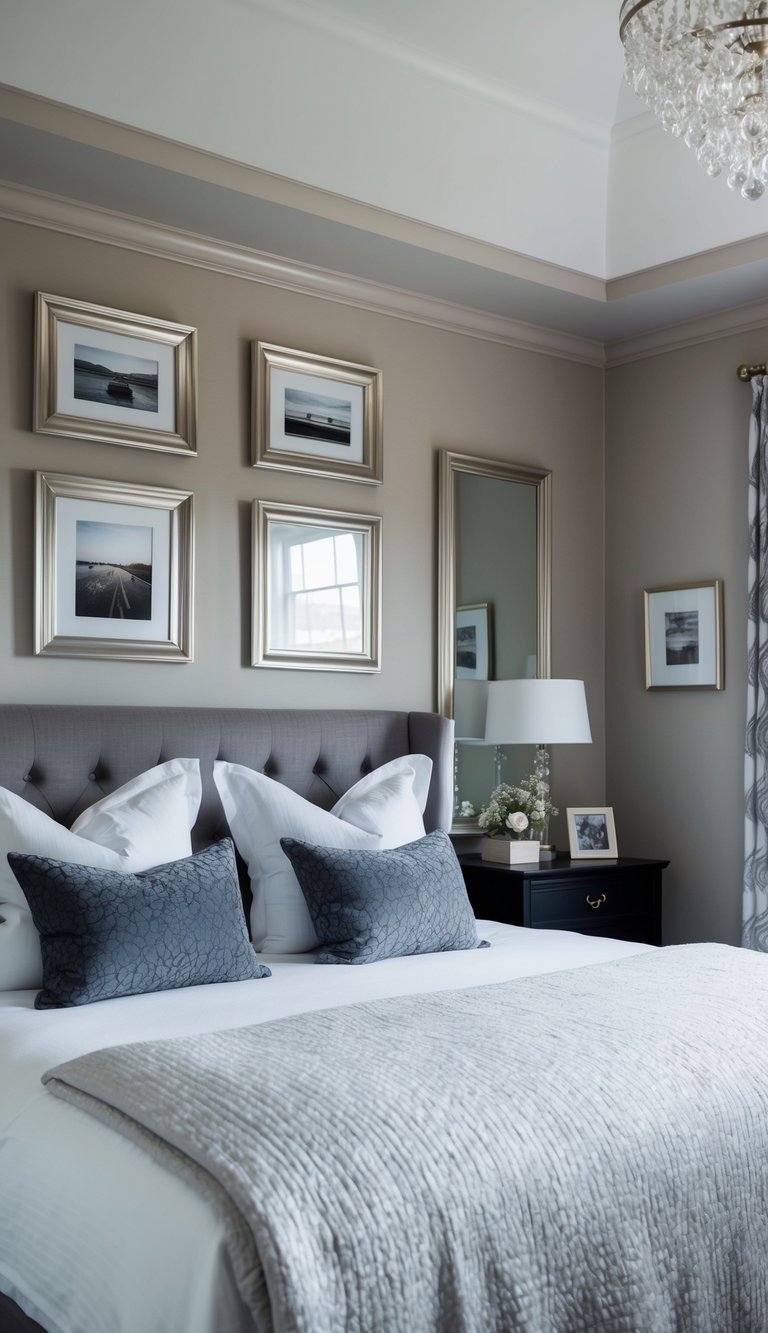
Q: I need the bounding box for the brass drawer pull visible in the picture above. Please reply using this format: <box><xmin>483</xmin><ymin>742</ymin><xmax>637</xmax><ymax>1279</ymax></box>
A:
<box><xmin>586</xmin><ymin>893</ymin><xmax>606</xmax><ymax>910</ymax></box>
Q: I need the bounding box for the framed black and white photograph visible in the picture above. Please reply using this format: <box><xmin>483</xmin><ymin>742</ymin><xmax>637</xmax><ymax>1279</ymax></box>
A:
<box><xmin>252</xmin><ymin>499</ymin><xmax>381</xmax><ymax>672</ymax></box>
<box><xmin>644</xmin><ymin>579</ymin><xmax>724</xmax><ymax>690</ymax></box>
<box><xmin>566</xmin><ymin>807</ymin><xmax>618</xmax><ymax>860</ymax></box>
<box><xmin>35</xmin><ymin>471</ymin><xmax>194</xmax><ymax>661</ymax></box>
<box><xmin>252</xmin><ymin>342</ymin><xmax>382</xmax><ymax>484</ymax></box>
<box><xmin>34</xmin><ymin>293</ymin><xmax>198</xmax><ymax>455</ymax></box>
<box><xmin>456</xmin><ymin>603</ymin><xmax>492</xmax><ymax>680</ymax></box>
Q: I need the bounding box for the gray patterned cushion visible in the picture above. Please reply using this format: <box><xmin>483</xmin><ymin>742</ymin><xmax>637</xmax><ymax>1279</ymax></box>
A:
<box><xmin>7</xmin><ymin>839</ymin><xmax>270</xmax><ymax>1008</ymax></box>
<box><xmin>280</xmin><ymin>829</ymin><xmax>489</xmax><ymax>965</ymax></box>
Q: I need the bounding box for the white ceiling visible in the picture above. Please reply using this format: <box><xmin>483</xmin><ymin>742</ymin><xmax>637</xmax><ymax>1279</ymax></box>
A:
<box><xmin>261</xmin><ymin>0</ymin><xmax>638</xmax><ymax>130</ymax></box>
<box><xmin>1</xmin><ymin>0</ymin><xmax>768</xmax><ymax>344</ymax></box>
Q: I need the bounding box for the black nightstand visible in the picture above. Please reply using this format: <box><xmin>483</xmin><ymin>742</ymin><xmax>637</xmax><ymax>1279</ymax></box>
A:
<box><xmin>457</xmin><ymin>854</ymin><xmax>667</xmax><ymax>946</ymax></box>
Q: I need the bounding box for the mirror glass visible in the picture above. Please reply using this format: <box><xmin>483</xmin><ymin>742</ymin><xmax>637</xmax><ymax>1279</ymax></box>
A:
<box><xmin>437</xmin><ymin>452</ymin><xmax>551</xmax><ymax>831</ymax></box>
<box><xmin>270</xmin><ymin>522</ymin><xmax>364</xmax><ymax>655</ymax></box>
<box><xmin>253</xmin><ymin>500</ymin><xmax>381</xmax><ymax>671</ymax></box>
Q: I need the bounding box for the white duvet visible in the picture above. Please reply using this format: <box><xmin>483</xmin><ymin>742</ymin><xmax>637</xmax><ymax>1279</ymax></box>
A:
<box><xmin>0</xmin><ymin>923</ymin><xmax>650</xmax><ymax>1333</ymax></box>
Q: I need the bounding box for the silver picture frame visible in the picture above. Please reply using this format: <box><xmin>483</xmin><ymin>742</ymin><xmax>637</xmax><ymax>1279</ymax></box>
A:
<box><xmin>252</xmin><ymin>499</ymin><xmax>381</xmax><ymax>671</ymax></box>
<box><xmin>34</xmin><ymin>292</ymin><xmax>198</xmax><ymax>455</ymax></box>
<box><xmin>35</xmin><ymin>471</ymin><xmax>194</xmax><ymax>662</ymax></box>
<box><xmin>566</xmin><ymin>807</ymin><xmax>618</xmax><ymax>860</ymax></box>
<box><xmin>252</xmin><ymin>342</ymin><xmax>383</xmax><ymax>484</ymax></box>
<box><xmin>456</xmin><ymin>602</ymin><xmax>493</xmax><ymax>681</ymax></box>
<box><xmin>644</xmin><ymin>579</ymin><xmax>724</xmax><ymax>690</ymax></box>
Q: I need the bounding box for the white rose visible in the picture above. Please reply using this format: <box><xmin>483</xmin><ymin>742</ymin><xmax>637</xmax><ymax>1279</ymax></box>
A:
<box><xmin>506</xmin><ymin>811</ymin><xmax>529</xmax><ymax>834</ymax></box>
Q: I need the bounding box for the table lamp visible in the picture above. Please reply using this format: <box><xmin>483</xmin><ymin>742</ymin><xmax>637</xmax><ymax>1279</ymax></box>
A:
<box><xmin>483</xmin><ymin>678</ymin><xmax>592</xmax><ymax>857</ymax></box>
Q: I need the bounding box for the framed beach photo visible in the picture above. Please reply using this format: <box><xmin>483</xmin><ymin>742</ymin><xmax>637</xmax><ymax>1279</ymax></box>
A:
<box><xmin>35</xmin><ymin>472</ymin><xmax>194</xmax><ymax>661</ymax></box>
<box><xmin>34</xmin><ymin>293</ymin><xmax>198</xmax><ymax>455</ymax></box>
<box><xmin>566</xmin><ymin>807</ymin><xmax>618</xmax><ymax>860</ymax></box>
<box><xmin>455</xmin><ymin>603</ymin><xmax>492</xmax><ymax>680</ymax></box>
<box><xmin>644</xmin><ymin>579</ymin><xmax>724</xmax><ymax>690</ymax></box>
<box><xmin>252</xmin><ymin>342</ymin><xmax>382</xmax><ymax>484</ymax></box>
<box><xmin>252</xmin><ymin>500</ymin><xmax>381</xmax><ymax>672</ymax></box>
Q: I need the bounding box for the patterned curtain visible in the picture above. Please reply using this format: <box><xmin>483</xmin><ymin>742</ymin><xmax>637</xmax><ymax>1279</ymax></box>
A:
<box><xmin>744</xmin><ymin>375</ymin><xmax>768</xmax><ymax>949</ymax></box>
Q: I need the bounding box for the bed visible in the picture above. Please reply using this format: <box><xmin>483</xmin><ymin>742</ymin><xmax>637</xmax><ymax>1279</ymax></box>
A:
<box><xmin>1</xmin><ymin>704</ymin><xmax>767</xmax><ymax>1333</ymax></box>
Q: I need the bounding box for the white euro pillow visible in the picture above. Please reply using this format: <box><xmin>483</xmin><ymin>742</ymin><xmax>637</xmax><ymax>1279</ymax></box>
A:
<box><xmin>0</xmin><ymin>758</ymin><xmax>201</xmax><ymax>991</ymax></box>
<box><xmin>213</xmin><ymin>755</ymin><xmax>432</xmax><ymax>954</ymax></box>
<box><xmin>330</xmin><ymin>755</ymin><xmax>432</xmax><ymax>837</ymax></box>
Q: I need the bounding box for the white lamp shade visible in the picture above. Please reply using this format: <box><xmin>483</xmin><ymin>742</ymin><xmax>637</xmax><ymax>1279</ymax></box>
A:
<box><xmin>483</xmin><ymin>679</ymin><xmax>592</xmax><ymax>746</ymax></box>
<box><xmin>453</xmin><ymin>679</ymin><xmax>488</xmax><ymax>740</ymax></box>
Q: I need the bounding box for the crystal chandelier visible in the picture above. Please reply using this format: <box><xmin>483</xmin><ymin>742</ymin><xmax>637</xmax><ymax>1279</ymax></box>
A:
<box><xmin>620</xmin><ymin>1</ymin><xmax>768</xmax><ymax>199</ymax></box>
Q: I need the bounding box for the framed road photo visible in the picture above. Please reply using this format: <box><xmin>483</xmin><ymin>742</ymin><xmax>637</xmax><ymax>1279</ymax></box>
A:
<box><xmin>34</xmin><ymin>293</ymin><xmax>198</xmax><ymax>455</ymax></box>
<box><xmin>644</xmin><ymin>579</ymin><xmax>724</xmax><ymax>690</ymax></box>
<box><xmin>252</xmin><ymin>342</ymin><xmax>382</xmax><ymax>484</ymax></box>
<box><xmin>35</xmin><ymin>471</ymin><xmax>194</xmax><ymax>661</ymax></box>
<box><xmin>252</xmin><ymin>500</ymin><xmax>381</xmax><ymax>671</ymax></box>
<box><xmin>566</xmin><ymin>807</ymin><xmax>618</xmax><ymax>860</ymax></box>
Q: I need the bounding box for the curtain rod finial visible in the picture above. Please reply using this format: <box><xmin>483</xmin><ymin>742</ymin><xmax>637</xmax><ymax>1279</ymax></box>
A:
<box><xmin>738</xmin><ymin>364</ymin><xmax>767</xmax><ymax>382</ymax></box>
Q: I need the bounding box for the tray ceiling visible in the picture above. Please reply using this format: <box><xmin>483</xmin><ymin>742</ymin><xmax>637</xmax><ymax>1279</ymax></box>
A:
<box><xmin>1</xmin><ymin>0</ymin><xmax>768</xmax><ymax>345</ymax></box>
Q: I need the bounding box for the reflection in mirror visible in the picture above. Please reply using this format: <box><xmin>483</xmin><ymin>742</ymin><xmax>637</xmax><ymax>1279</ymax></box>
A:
<box><xmin>437</xmin><ymin>451</ymin><xmax>551</xmax><ymax>832</ymax></box>
<box><xmin>272</xmin><ymin>524</ymin><xmax>363</xmax><ymax>654</ymax></box>
<box><xmin>252</xmin><ymin>500</ymin><xmax>381</xmax><ymax>672</ymax></box>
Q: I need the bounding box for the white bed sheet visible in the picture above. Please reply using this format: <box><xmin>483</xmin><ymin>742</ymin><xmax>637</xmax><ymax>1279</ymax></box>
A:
<box><xmin>0</xmin><ymin>922</ymin><xmax>650</xmax><ymax>1333</ymax></box>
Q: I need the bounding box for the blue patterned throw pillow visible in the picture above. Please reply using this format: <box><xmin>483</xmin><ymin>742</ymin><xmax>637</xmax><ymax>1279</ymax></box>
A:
<box><xmin>7</xmin><ymin>838</ymin><xmax>271</xmax><ymax>1008</ymax></box>
<box><xmin>280</xmin><ymin>828</ymin><xmax>489</xmax><ymax>965</ymax></box>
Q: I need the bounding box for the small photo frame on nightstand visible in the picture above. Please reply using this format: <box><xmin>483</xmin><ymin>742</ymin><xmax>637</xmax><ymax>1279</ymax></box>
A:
<box><xmin>566</xmin><ymin>807</ymin><xmax>618</xmax><ymax>860</ymax></box>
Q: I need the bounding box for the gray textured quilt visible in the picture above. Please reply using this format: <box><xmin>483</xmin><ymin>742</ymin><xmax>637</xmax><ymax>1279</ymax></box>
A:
<box><xmin>44</xmin><ymin>944</ymin><xmax>768</xmax><ymax>1333</ymax></box>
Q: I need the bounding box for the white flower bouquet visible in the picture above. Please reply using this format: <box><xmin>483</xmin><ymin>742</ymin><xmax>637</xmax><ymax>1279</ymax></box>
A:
<box><xmin>478</xmin><ymin>775</ymin><xmax>557</xmax><ymax>840</ymax></box>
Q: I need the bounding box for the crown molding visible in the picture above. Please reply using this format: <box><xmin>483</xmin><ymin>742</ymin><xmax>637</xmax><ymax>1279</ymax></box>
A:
<box><xmin>0</xmin><ymin>179</ymin><xmax>606</xmax><ymax>368</ymax></box>
<box><xmin>605</xmin><ymin>294</ymin><xmax>768</xmax><ymax>367</ymax></box>
<box><xmin>607</xmin><ymin>230</ymin><xmax>768</xmax><ymax>300</ymax></box>
<box><xmin>0</xmin><ymin>84</ymin><xmax>605</xmax><ymax>302</ymax></box>
<box><xmin>4</xmin><ymin>176</ymin><xmax>768</xmax><ymax>371</ymax></box>
<box><xmin>7</xmin><ymin>82</ymin><xmax>767</xmax><ymax>309</ymax></box>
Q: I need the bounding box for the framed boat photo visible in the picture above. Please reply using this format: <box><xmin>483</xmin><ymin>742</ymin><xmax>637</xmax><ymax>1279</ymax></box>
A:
<box><xmin>34</xmin><ymin>293</ymin><xmax>198</xmax><ymax>455</ymax></box>
<box><xmin>252</xmin><ymin>342</ymin><xmax>383</xmax><ymax>484</ymax></box>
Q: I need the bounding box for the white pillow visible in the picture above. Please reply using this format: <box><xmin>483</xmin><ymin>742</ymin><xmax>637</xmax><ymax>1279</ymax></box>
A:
<box><xmin>0</xmin><ymin>758</ymin><xmax>201</xmax><ymax>991</ymax></box>
<box><xmin>0</xmin><ymin>903</ymin><xmax>42</xmax><ymax>995</ymax></box>
<box><xmin>213</xmin><ymin>755</ymin><xmax>432</xmax><ymax>954</ymax></box>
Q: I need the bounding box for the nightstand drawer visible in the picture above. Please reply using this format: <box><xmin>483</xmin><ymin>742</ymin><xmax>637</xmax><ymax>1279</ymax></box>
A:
<box><xmin>528</xmin><ymin>875</ymin><xmax>648</xmax><ymax>929</ymax></box>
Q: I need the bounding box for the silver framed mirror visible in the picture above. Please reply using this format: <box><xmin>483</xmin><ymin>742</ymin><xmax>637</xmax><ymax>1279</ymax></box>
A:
<box><xmin>437</xmin><ymin>450</ymin><xmax>551</xmax><ymax>833</ymax></box>
<box><xmin>252</xmin><ymin>499</ymin><xmax>382</xmax><ymax>672</ymax></box>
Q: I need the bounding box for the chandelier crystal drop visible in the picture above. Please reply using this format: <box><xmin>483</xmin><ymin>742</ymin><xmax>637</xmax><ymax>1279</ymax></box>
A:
<box><xmin>619</xmin><ymin>1</ymin><xmax>768</xmax><ymax>199</ymax></box>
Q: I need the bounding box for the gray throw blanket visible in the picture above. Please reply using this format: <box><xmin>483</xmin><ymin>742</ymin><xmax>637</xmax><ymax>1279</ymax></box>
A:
<box><xmin>43</xmin><ymin>944</ymin><xmax>768</xmax><ymax>1333</ymax></box>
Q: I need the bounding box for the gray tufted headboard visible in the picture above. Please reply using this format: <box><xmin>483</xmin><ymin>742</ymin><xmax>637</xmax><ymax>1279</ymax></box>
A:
<box><xmin>0</xmin><ymin>705</ymin><xmax>454</xmax><ymax>846</ymax></box>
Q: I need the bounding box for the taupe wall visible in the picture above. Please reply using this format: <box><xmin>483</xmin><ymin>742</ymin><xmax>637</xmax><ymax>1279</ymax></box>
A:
<box><xmin>0</xmin><ymin>218</ymin><xmax>605</xmax><ymax>836</ymax></box>
<box><xmin>606</xmin><ymin>335</ymin><xmax>755</xmax><ymax>945</ymax></box>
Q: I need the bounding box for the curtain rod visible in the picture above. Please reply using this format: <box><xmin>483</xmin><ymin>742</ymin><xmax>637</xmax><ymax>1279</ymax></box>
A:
<box><xmin>738</xmin><ymin>364</ymin><xmax>767</xmax><ymax>381</ymax></box>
